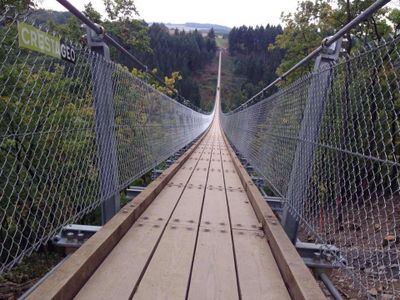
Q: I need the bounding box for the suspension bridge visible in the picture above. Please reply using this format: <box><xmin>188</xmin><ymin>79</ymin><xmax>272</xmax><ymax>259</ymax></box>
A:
<box><xmin>24</xmin><ymin>52</ymin><xmax>323</xmax><ymax>299</ymax></box>
<box><xmin>1</xmin><ymin>0</ymin><xmax>400</xmax><ymax>299</ymax></box>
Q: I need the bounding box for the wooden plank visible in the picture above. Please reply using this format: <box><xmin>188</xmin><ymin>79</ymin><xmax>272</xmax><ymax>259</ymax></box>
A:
<box><xmin>222</xmin><ymin>151</ymin><xmax>291</xmax><ymax>300</ymax></box>
<box><xmin>223</xmin><ymin>165</ymin><xmax>257</xmax><ymax>231</ymax></box>
<box><xmin>75</xmin><ymin>138</ymin><xmax>213</xmax><ymax>300</ymax></box>
<box><xmin>187</xmin><ymin>142</ymin><xmax>239</xmax><ymax>300</ymax></box>
<box><xmin>27</xmin><ymin>130</ymin><xmax>209</xmax><ymax>300</ymax></box>
<box><xmin>75</xmin><ymin>220</ymin><xmax>165</xmax><ymax>300</ymax></box>
<box><xmin>132</xmin><ymin>140</ymin><xmax>213</xmax><ymax>299</ymax></box>
<box><xmin>232</xmin><ymin>230</ymin><xmax>291</xmax><ymax>300</ymax></box>
<box><xmin>75</xmin><ymin>186</ymin><xmax>185</xmax><ymax>300</ymax></box>
<box><xmin>132</xmin><ymin>188</ymin><xmax>204</xmax><ymax>299</ymax></box>
<box><xmin>221</xmin><ymin>132</ymin><xmax>326</xmax><ymax>300</ymax></box>
<box><xmin>132</xmin><ymin>223</ymin><xmax>197</xmax><ymax>300</ymax></box>
<box><xmin>188</xmin><ymin>226</ymin><xmax>238</xmax><ymax>300</ymax></box>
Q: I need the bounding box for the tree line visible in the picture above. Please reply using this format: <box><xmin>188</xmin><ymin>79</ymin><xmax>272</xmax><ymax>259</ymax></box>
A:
<box><xmin>83</xmin><ymin>2</ymin><xmax>217</xmax><ymax>108</ymax></box>
<box><xmin>134</xmin><ymin>24</ymin><xmax>216</xmax><ymax>107</ymax></box>
<box><xmin>226</xmin><ymin>1</ymin><xmax>400</xmax><ymax>108</ymax></box>
<box><xmin>12</xmin><ymin>2</ymin><xmax>217</xmax><ymax>109</ymax></box>
<box><xmin>228</xmin><ymin>25</ymin><xmax>285</xmax><ymax>104</ymax></box>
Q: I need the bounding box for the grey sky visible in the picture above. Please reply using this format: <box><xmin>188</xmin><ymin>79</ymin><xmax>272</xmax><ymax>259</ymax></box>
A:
<box><xmin>39</xmin><ymin>0</ymin><xmax>299</xmax><ymax>27</ymax></box>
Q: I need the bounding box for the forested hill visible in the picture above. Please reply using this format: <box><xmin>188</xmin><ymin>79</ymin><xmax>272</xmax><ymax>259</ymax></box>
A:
<box><xmin>30</xmin><ymin>9</ymin><xmax>217</xmax><ymax>110</ymax></box>
<box><xmin>222</xmin><ymin>0</ymin><xmax>400</xmax><ymax>112</ymax></box>
<box><xmin>163</xmin><ymin>23</ymin><xmax>231</xmax><ymax>35</ymax></box>
<box><xmin>29</xmin><ymin>9</ymin><xmax>71</xmax><ymax>24</ymax></box>
<box><xmin>222</xmin><ymin>25</ymin><xmax>285</xmax><ymax>111</ymax></box>
<box><xmin>28</xmin><ymin>11</ymin><xmax>285</xmax><ymax>112</ymax></box>
<box><xmin>133</xmin><ymin>24</ymin><xmax>217</xmax><ymax>108</ymax></box>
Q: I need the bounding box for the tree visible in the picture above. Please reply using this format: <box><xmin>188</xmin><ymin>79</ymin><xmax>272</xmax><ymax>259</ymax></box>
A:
<box><xmin>1</xmin><ymin>0</ymin><xmax>35</xmax><ymax>12</ymax></box>
<box><xmin>208</xmin><ymin>28</ymin><xmax>215</xmax><ymax>39</ymax></box>
<box><xmin>227</xmin><ymin>24</ymin><xmax>284</xmax><ymax>104</ymax></box>
<box><xmin>0</xmin><ymin>0</ymin><xmax>37</xmax><ymax>13</ymax></box>
<box><xmin>134</xmin><ymin>23</ymin><xmax>216</xmax><ymax>106</ymax></box>
<box><xmin>105</xmin><ymin>19</ymin><xmax>151</xmax><ymax>55</ymax></box>
<box><xmin>388</xmin><ymin>8</ymin><xmax>400</xmax><ymax>33</ymax></box>
<box><xmin>46</xmin><ymin>16</ymin><xmax>81</xmax><ymax>41</ymax></box>
<box><xmin>206</xmin><ymin>28</ymin><xmax>217</xmax><ymax>53</ymax></box>
<box><xmin>100</xmin><ymin>0</ymin><xmax>151</xmax><ymax>61</ymax></box>
<box><xmin>83</xmin><ymin>2</ymin><xmax>102</xmax><ymax>24</ymax></box>
<box><xmin>271</xmin><ymin>0</ymin><xmax>396</xmax><ymax>82</ymax></box>
<box><xmin>131</xmin><ymin>68</ymin><xmax>182</xmax><ymax>97</ymax></box>
<box><xmin>270</xmin><ymin>0</ymin><xmax>335</xmax><ymax>81</ymax></box>
<box><xmin>104</xmin><ymin>0</ymin><xmax>138</xmax><ymax>21</ymax></box>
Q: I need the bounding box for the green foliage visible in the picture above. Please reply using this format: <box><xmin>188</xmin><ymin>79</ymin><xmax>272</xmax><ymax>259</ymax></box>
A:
<box><xmin>131</xmin><ymin>68</ymin><xmax>182</xmax><ymax>96</ymax></box>
<box><xmin>83</xmin><ymin>2</ymin><xmax>102</xmax><ymax>24</ymax></box>
<box><xmin>272</xmin><ymin>0</ymin><xmax>336</xmax><ymax>81</ymax></box>
<box><xmin>273</xmin><ymin>0</ymin><xmax>397</xmax><ymax>83</ymax></box>
<box><xmin>0</xmin><ymin>0</ymin><xmax>35</xmax><ymax>12</ymax></box>
<box><xmin>227</xmin><ymin>25</ymin><xmax>284</xmax><ymax>107</ymax></box>
<box><xmin>105</xmin><ymin>18</ymin><xmax>151</xmax><ymax>54</ymax></box>
<box><xmin>388</xmin><ymin>9</ymin><xmax>400</xmax><ymax>31</ymax></box>
<box><xmin>268</xmin><ymin>1</ymin><xmax>400</xmax><ymax>227</ymax></box>
<box><xmin>0</xmin><ymin>251</ymin><xmax>63</xmax><ymax>285</ymax></box>
<box><xmin>0</xmin><ymin>19</ymin><xmax>100</xmax><ymax>268</ymax></box>
<box><xmin>30</xmin><ymin>9</ymin><xmax>71</xmax><ymax>26</ymax></box>
<box><xmin>23</xmin><ymin>7</ymin><xmax>215</xmax><ymax>109</ymax></box>
<box><xmin>134</xmin><ymin>24</ymin><xmax>217</xmax><ymax>107</ymax></box>
<box><xmin>207</xmin><ymin>28</ymin><xmax>215</xmax><ymax>39</ymax></box>
<box><xmin>0</xmin><ymin>1</ymin><xmax>214</xmax><ymax>272</ymax></box>
<box><xmin>307</xmin><ymin>40</ymin><xmax>400</xmax><ymax>230</ymax></box>
<box><xmin>219</xmin><ymin>52</ymin><xmax>247</xmax><ymax>112</ymax></box>
<box><xmin>104</xmin><ymin>0</ymin><xmax>138</xmax><ymax>21</ymax></box>
<box><xmin>46</xmin><ymin>16</ymin><xmax>81</xmax><ymax>41</ymax></box>
<box><xmin>83</xmin><ymin>1</ymin><xmax>152</xmax><ymax>58</ymax></box>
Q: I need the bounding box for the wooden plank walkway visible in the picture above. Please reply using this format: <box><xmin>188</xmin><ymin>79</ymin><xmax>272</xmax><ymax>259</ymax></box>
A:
<box><xmin>74</xmin><ymin>120</ymin><xmax>292</xmax><ymax>300</ymax></box>
<box><xmin>27</xmin><ymin>52</ymin><xmax>325</xmax><ymax>300</ymax></box>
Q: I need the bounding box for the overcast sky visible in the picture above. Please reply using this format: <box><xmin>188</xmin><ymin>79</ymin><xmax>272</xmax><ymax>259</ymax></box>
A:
<box><xmin>39</xmin><ymin>0</ymin><xmax>300</xmax><ymax>27</ymax></box>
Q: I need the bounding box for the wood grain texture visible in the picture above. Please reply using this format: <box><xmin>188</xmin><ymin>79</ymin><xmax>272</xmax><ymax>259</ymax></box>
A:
<box><xmin>222</xmin><ymin>151</ymin><xmax>291</xmax><ymax>300</ymax></box>
<box><xmin>221</xmin><ymin>131</ymin><xmax>326</xmax><ymax>300</ymax></box>
<box><xmin>132</xmin><ymin>138</ymin><xmax>213</xmax><ymax>300</ymax></box>
<box><xmin>187</xmin><ymin>131</ymin><xmax>239</xmax><ymax>300</ymax></box>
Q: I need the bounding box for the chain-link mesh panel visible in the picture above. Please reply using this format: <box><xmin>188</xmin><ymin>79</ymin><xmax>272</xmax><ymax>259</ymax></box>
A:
<box><xmin>113</xmin><ymin>72</ymin><xmax>212</xmax><ymax>190</ymax></box>
<box><xmin>0</xmin><ymin>10</ymin><xmax>213</xmax><ymax>273</ymax></box>
<box><xmin>221</xmin><ymin>36</ymin><xmax>400</xmax><ymax>297</ymax></box>
<box><xmin>221</xmin><ymin>75</ymin><xmax>311</xmax><ymax>196</ymax></box>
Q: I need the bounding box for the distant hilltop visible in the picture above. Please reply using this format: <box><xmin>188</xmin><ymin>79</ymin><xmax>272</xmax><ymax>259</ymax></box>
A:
<box><xmin>162</xmin><ymin>23</ymin><xmax>231</xmax><ymax>35</ymax></box>
<box><xmin>30</xmin><ymin>9</ymin><xmax>231</xmax><ymax>36</ymax></box>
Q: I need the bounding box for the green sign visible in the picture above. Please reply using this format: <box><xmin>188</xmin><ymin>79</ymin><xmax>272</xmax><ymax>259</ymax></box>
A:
<box><xmin>18</xmin><ymin>22</ymin><xmax>76</xmax><ymax>63</ymax></box>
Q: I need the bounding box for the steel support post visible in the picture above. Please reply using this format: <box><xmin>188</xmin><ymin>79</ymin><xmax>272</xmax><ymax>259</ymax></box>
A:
<box><xmin>282</xmin><ymin>38</ymin><xmax>343</xmax><ymax>243</ymax></box>
<box><xmin>86</xmin><ymin>26</ymin><xmax>120</xmax><ymax>224</ymax></box>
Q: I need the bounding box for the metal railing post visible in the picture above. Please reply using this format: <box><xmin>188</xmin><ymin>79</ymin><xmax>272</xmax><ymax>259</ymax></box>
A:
<box><xmin>86</xmin><ymin>26</ymin><xmax>120</xmax><ymax>224</ymax></box>
<box><xmin>282</xmin><ymin>38</ymin><xmax>343</xmax><ymax>243</ymax></box>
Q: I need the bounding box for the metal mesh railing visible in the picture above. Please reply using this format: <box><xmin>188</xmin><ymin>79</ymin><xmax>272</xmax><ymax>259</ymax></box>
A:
<box><xmin>221</xmin><ymin>36</ymin><xmax>400</xmax><ymax>297</ymax></box>
<box><xmin>0</xmin><ymin>10</ymin><xmax>213</xmax><ymax>273</ymax></box>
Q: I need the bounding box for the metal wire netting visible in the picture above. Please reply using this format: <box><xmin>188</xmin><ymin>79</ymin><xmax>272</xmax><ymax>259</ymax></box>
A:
<box><xmin>221</xmin><ymin>36</ymin><xmax>400</xmax><ymax>297</ymax></box>
<box><xmin>0</xmin><ymin>10</ymin><xmax>212</xmax><ymax>273</ymax></box>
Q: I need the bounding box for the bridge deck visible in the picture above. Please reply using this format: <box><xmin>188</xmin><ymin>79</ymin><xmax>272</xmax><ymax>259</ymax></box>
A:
<box><xmin>72</xmin><ymin>121</ymin><xmax>290</xmax><ymax>300</ymax></box>
<box><xmin>27</xmin><ymin>52</ymin><xmax>325</xmax><ymax>300</ymax></box>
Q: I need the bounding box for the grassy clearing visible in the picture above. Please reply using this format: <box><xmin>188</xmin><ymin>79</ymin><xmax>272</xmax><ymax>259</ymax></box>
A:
<box><xmin>216</xmin><ymin>37</ymin><xmax>228</xmax><ymax>49</ymax></box>
<box><xmin>192</xmin><ymin>53</ymin><xmax>219</xmax><ymax>111</ymax></box>
<box><xmin>220</xmin><ymin>50</ymin><xmax>247</xmax><ymax>112</ymax></box>
<box><xmin>192</xmin><ymin>45</ymin><xmax>246</xmax><ymax>112</ymax></box>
